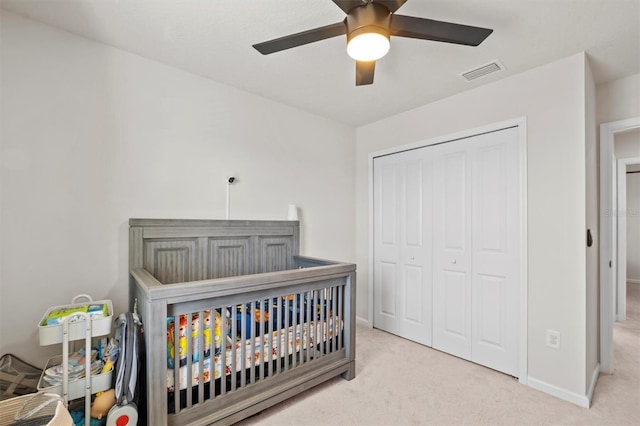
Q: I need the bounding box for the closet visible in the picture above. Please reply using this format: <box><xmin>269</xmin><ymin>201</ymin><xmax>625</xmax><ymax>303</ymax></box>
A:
<box><xmin>373</xmin><ymin>126</ymin><xmax>522</xmax><ymax>377</ymax></box>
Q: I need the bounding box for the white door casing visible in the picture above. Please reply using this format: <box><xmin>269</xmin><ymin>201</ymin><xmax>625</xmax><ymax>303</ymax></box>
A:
<box><xmin>616</xmin><ymin>155</ymin><xmax>640</xmax><ymax>322</ymax></box>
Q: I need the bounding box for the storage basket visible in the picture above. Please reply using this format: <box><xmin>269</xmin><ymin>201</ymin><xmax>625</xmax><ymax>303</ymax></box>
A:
<box><xmin>38</xmin><ymin>295</ymin><xmax>113</xmax><ymax>346</ymax></box>
<box><xmin>36</xmin><ymin>355</ymin><xmax>112</xmax><ymax>401</ymax></box>
<box><xmin>0</xmin><ymin>354</ymin><xmax>42</xmax><ymax>401</ymax></box>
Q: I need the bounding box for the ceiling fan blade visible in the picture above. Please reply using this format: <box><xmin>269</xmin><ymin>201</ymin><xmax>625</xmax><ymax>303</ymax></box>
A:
<box><xmin>253</xmin><ymin>21</ymin><xmax>346</xmax><ymax>55</ymax></box>
<box><xmin>372</xmin><ymin>0</ymin><xmax>407</xmax><ymax>13</ymax></box>
<box><xmin>390</xmin><ymin>14</ymin><xmax>493</xmax><ymax>46</ymax></box>
<box><xmin>332</xmin><ymin>0</ymin><xmax>367</xmax><ymax>14</ymax></box>
<box><xmin>356</xmin><ymin>60</ymin><xmax>376</xmax><ymax>86</ymax></box>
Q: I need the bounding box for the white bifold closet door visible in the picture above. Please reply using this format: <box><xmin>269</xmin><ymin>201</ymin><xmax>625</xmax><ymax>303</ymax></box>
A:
<box><xmin>373</xmin><ymin>149</ymin><xmax>433</xmax><ymax>346</ymax></box>
<box><xmin>373</xmin><ymin>126</ymin><xmax>521</xmax><ymax>377</ymax></box>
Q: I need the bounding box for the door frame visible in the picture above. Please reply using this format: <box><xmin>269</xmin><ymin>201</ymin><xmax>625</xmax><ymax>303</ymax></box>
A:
<box><xmin>599</xmin><ymin>117</ymin><xmax>640</xmax><ymax>374</ymax></box>
<box><xmin>368</xmin><ymin>117</ymin><xmax>528</xmax><ymax>383</ymax></box>
<box><xmin>616</xmin><ymin>156</ymin><xmax>640</xmax><ymax>322</ymax></box>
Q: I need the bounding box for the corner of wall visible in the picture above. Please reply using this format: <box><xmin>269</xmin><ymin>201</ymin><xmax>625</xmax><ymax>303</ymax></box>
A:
<box><xmin>584</xmin><ymin>52</ymin><xmax>599</xmax><ymax>391</ymax></box>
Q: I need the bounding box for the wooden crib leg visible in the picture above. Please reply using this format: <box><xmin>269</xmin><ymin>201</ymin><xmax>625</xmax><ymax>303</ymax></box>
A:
<box><xmin>342</xmin><ymin>360</ymin><xmax>356</xmax><ymax>381</ymax></box>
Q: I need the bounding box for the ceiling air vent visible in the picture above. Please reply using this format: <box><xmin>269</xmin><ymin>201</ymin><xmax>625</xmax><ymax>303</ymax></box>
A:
<box><xmin>459</xmin><ymin>60</ymin><xmax>504</xmax><ymax>82</ymax></box>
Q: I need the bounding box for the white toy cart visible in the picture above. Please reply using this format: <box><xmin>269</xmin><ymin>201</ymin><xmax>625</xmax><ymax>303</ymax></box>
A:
<box><xmin>37</xmin><ymin>294</ymin><xmax>113</xmax><ymax>425</ymax></box>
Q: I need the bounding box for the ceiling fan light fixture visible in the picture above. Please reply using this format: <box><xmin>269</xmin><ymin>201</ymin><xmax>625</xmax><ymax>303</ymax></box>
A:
<box><xmin>347</xmin><ymin>26</ymin><xmax>390</xmax><ymax>61</ymax></box>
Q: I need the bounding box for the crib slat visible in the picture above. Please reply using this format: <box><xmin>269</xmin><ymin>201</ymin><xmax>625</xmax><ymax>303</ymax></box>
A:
<box><xmin>292</xmin><ymin>293</ymin><xmax>298</xmax><ymax>368</ymax></box>
<box><xmin>207</xmin><ymin>309</ymin><xmax>214</xmax><ymax>399</ymax></box>
<box><xmin>231</xmin><ymin>306</ymin><xmax>237</xmax><ymax>392</ymax></box>
<box><xmin>338</xmin><ymin>285</ymin><xmax>343</xmax><ymax>350</ymax></box>
<box><xmin>276</xmin><ymin>299</ymin><xmax>281</xmax><ymax>375</ymax></box>
<box><xmin>186</xmin><ymin>313</ymin><xmax>193</xmax><ymax>409</ymax></box>
<box><xmin>305</xmin><ymin>291</ymin><xmax>313</xmax><ymax>362</ymax></box>
<box><xmin>240</xmin><ymin>305</ymin><xmax>247</xmax><ymax>388</ymax></box>
<box><xmin>250</xmin><ymin>301</ymin><xmax>256</xmax><ymax>384</ymax></box>
<box><xmin>197</xmin><ymin>310</ymin><xmax>204</xmax><ymax>405</ymax></box>
<box><xmin>319</xmin><ymin>291</ymin><xmax>325</xmax><ymax>358</ymax></box>
<box><xmin>173</xmin><ymin>316</ymin><xmax>180</xmax><ymax>415</ymax></box>
<box><xmin>283</xmin><ymin>295</ymin><xmax>289</xmax><ymax>372</ymax></box>
<box><xmin>329</xmin><ymin>287</ymin><xmax>334</xmax><ymax>352</ymax></box>
<box><xmin>220</xmin><ymin>308</ymin><xmax>227</xmax><ymax>397</ymax></box>
<box><xmin>267</xmin><ymin>299</ymin><xmax>273</xmax><ymax>378</ymax></box>
<box><xmin>311</xmin><ymin>290</ymin><xmax>317</xmax><ymax>360</ymax></box>
<box><xmin>259</xmin><ymin>299</ymin><xmax>265</xmax><ymax>381</ymax></box>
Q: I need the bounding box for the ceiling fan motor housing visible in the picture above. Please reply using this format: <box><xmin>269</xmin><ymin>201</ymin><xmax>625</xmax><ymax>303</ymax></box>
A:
<box><xmin>346</xmin><ymin>2</ymin><xmax>392</xmax><ymax>44</ymax></box>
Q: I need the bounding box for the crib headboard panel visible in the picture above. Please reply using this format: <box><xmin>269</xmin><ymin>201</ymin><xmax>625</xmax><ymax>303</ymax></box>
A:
<box><xmin>129</xmin><ymin>219</ymin><xmax>300</xmax><ymax>284</ymax></box>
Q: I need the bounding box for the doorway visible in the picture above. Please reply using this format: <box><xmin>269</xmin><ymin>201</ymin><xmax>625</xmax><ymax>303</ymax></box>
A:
<box><xmin>599</xmin><ymin>117</ymin><xmax>640</xmax><ymax>374</ymax></box>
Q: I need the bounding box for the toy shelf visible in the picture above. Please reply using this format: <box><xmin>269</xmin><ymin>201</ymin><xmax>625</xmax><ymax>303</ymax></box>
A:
<box><xmin>36</xmin><ymin>294</ymin><xmax>113</xmax><ymax>426</ymax></box>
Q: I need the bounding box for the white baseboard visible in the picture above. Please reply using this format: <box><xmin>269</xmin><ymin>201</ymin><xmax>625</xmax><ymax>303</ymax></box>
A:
<box><xmin>356</xmin><ymin>316</ymin><xmax>372</xmax><ymax>327</ymax></box>
<box><xmin>586</xmin><ymin>364</ymin><xmax>600</xmax><ymax>407</ymax></box>
<box><xmin>527</xmin><ymin>376</ymin><xmax>590</xmax><ymax>408</ymax></box>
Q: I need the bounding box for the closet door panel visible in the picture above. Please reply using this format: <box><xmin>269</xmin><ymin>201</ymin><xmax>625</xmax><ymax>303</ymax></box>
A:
<box><xmin>399</xmin><ymin>152</ymin><xmax>433</xmax><ymax>345</ymax></box>
<box><xmin>433</xmin><ymin>144</ymin><xmax>472</xmax><ymax>359</ymax></box>
<box><xmin>471</xmin><ymin>127</ymin><xmax>520</xmax><ymax>376</ymax></box>
<box><xmin>373</xmin><ymin>156</ymin><xmax>401</xmax><ymax>333</ymax></box>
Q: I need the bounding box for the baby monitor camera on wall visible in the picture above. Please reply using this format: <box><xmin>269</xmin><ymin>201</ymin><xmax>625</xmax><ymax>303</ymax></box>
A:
<box><xmin>226</xmin><ymin>176</ymin><xmax>236</xmax><ymax>184</ymax></box>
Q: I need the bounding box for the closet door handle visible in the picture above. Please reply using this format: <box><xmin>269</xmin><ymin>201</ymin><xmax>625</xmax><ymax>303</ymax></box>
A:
<box><xmin>451</xmin><ymin>259</ymin><xmax>457</xmax><ymax>264</ymax></box>
<box><xmin>410</xmin><ymin>256</ymin><xmax>415</xmax><ymax>260</ymax></box>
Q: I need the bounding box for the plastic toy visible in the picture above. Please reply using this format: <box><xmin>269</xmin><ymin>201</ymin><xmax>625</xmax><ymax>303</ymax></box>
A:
<box><xmin>213</xmin><ymin>310</ymin><xmax>232</xmax><ymax>352</ymax></box>
<box><xmin>191</xmin><ymin>313</ymin><xmax>200</xmax><ymax>362</ymax></box>
<box><xmin>91</xmin><ymin>388</ymin><xmax>116</xmax><ymax>419</ymax></box>
<box><xmin>178</xmin><ymin>315</ymin><xmax>187</xmax><ymax>364</ymax></box>
<box><xmin>201</xmin><ymin>310</ymin><xmax>212</xmax><ymax>358</ymax></box>
<box><xmin>101</xmin><ymin>341</ymin><xmax>119</xmax><ymax>374</ymax></box>
<box><xmin>166</xmin><ymin>318</ymin><xmax>175</xmax><ymax>368</ymax></box>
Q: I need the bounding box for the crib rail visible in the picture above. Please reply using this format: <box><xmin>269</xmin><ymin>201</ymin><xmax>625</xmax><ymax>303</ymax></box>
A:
<box><xmin>130</xmin><ymin>257</ymin><xmax>355</xmax><ymax>426</ymax></box>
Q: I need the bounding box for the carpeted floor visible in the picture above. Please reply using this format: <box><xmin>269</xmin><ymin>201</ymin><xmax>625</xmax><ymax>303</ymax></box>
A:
<box><xmin>238</xmin><ymin>283</ymin><xmax>640</xmax><ymax>425</ymax></box>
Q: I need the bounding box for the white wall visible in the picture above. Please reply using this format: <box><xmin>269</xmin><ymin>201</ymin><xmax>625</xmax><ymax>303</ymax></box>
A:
<box><xmin>614</xmin><ymin>129</ymin><xmax>640</xmax><ymax>158</ymax></box>
<box><xmin>0</xmin><ymin>11</ymin><xmax>356</xmax><ymax>366</ymax></box>
<box><xmin>356</xmin><ymin>54</ymin><xmax>589</xmax><ymax>397</ymax></box>
<box><xmin>597</xmin><ymin>73</ymin><xmax>640</xmax><ymax>125</ymax></box>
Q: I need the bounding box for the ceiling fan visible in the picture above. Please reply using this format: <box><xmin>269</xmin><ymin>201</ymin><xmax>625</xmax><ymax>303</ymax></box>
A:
<box><xmin>253</xmin><ymin>0</ymin><xmax>493</xmax><ymax>86</ymax></box>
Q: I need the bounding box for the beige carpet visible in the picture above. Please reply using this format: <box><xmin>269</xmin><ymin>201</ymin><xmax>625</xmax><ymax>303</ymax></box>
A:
<box><xmin>238</xmin><ymin>283</ymin><xmax>640</xmax><ymax>425</ymax></box>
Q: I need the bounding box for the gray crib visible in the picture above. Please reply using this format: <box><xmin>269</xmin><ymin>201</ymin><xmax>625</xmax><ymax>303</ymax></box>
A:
<box><xmin>129</xmin><ymin>219</ymin><xmax>356</xmax><ymax>425</ymax></box>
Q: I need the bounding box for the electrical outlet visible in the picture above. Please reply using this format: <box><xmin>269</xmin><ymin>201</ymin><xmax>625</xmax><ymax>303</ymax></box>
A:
<box><xmin>546</xmin><ymin>329</ymin><xmax>561</xmax><ymax>350</ymax></box>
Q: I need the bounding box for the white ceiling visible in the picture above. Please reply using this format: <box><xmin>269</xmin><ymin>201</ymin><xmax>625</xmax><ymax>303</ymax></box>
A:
<box><xmin>2</xmin><ymin>0</ymin><xmax>639</xmax><ymax>126</ymax></box>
